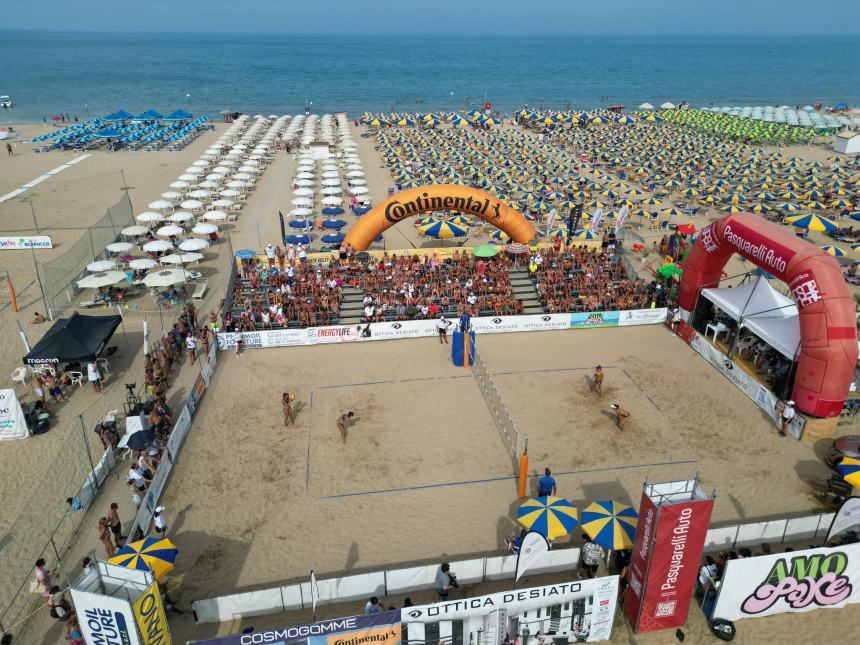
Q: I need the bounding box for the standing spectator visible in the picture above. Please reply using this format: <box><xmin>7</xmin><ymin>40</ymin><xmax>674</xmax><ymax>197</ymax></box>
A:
<box><xmin>32</xmin><ymin>375</ymin><xmax>47</xmax><ymax>404</ymax></box>
<box><xmin>537</xmin><ymin>468</ymin><xmax>557</xmax><ymax>497</ymax></box>
<box><xmin>698</xmin><ymin>555</ymin><xmax>718</xmax><ymax>588</ymax></box>
<box><xmin>81</xmin><ymin>557</ymin><xmax>96</xmax><ymax>576</ymax></box>
<box><xmin>580</xmin><ymin>535</ymin><xmax>603</xmax><ymax>578</ymax></box>
<box><xmin>435</xmin><ymin>563</ymin><xmax>456</xmax><ymax>600</ymax></box>
<box><xmin>265</xmin><ymin>243</ymin><xmax>276</xmax><ymax>268</ymax></box>
<box><xmin>97</xmin><ymin>517</ymin><xmax>115</xmax><ymax>557</ymax></box>
<box><xmin>185</xmin><ymin>332</ymin><xmax>197</xmax><ymax>365</ymax></box>
<box><xmin>87</xmin><ymin>360</ymin><xmax>102</xmax><ymax>394</ymax></box>
<box><xmin>779</xmin><ymin>400</ymin><xmax>795</xmax><ymax>437</ymax></box>
<box><xmin>129</xmin><ymin>463</ymin><xmax>150</xmax><ymax>493</ymax></box>
<box><xmin>33</xmin><ymin>558</ymin><xmax>56</xmax><ymax>599</ymax></box>
<box><xmin>107</xmin><ymin>502</ymin><xmax>124</xmax><ymax>544</ymax></box>
<box><xmin>364</xmin><ymin>596</ymin><xmax>383</xmax><ymax>615</ymax></box>
<box><xmin>153</xmin><ymin>506</ymin><xmax>168</xmax><ymax>538</ymax></box>
<box><xmin>127</xmin><ymin>479</ymin><xmax>143</xmax><ymax>507</ymax></box>
<box><xmin>436</xmin><ymin>315</ymin><xmax>452</xmax><ymax>344</ymax></box>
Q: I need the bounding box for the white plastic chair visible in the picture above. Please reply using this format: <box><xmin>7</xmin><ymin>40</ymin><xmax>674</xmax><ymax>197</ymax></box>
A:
<box><xmin>11</xmin><ymin>367</ymin><xmax>28</xmax><ymax>385</ymax></box>
<box><xmin>68</xmin><ymin>371</ymin><xmax>84</xmax><ymax>388</ymax></box>
<box><xmin>97</xmin><ymin>358</ymin><xmax>111</xmax><ymax>374</ymax></box>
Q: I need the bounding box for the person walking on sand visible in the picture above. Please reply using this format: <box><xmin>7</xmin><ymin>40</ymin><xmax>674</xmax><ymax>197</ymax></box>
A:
<box><xmin>436</xmin><ymin>315</ymin><xmax>452</xmax><ymax>344</ymax></box>
<box><xmin>537</xmin><ymin>468</ymin><xmax>557</xmax><ymax>497</ymax></box>
<box><xmin>610</xmin><ymin>403</ymin><xmax>630</xmax><ymax>429</ymax></box>
<box><xmin>185</xmin><ymin>331</ymin><xmax>197</xmax><ymax>365</ymax></box>
<box><xmin>87</xmin><ymin>360</ymin><xmax>102</xmax><ymax>394</ymax></box>
<box><xmin>337</xmin><ymin>411</ymin><xmax>355</xmax><ymax>443</ymax></box>
<box><xmin>6</xmin><ymin>142</ymin><xmax>13</xmax><ymax>156</ymax></box>
<box><xmin>282</xmin><ymin>392</ymin><xmax>294</xmax><ymax>427</ymax></box>
<box><xmin>153</xmin><ymin>506</ymin><xmax>168</xmax><ymax>539</ymax></box>
<box><xmin>592</xmin><ymin>365</ymin><xmax>604</xmax><ymax>397</ymax></box>
<box><xmin>107</xmin><ymin>502</ymin><xmax>124</xmax><ymax>544</ymax></box>
<box><xmin>97</xmin><ymin>518</ymin><xmax>115</xmax><ymax>557</ymax></box>
<box><xmin>779</xmin><ymin>400</ymin><xmax>795</xmax><ymax>437</ymax></box>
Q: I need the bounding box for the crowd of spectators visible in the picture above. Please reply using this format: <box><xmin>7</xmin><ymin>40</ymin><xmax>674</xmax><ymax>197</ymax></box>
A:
<box><xmin>224</xmin><ymin>245</ymin><xmax>657</xmax><ymax>330</ymax></box>
<box><xmin>531</xmin><ymin>246</ymin><xmax>662</xmax><ymax>312</ymax></box>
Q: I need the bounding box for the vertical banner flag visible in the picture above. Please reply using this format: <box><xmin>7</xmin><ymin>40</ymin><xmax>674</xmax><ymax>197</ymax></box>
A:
<box><xmin>132</xmin><ymin>581</ymin><xmax>172</xmax><ymax>645</ymax></box>
<box><xmin>143</xmin><ymin>315</ymin><xmax>149</xmax><ymax>356</ymax></box>
<box><xmin>546</xmin><ymin>208</ymin><xmax>558</xmax><ymax>239</ymax></box>
<box><xmin>311</xmin><ymin>569</ymin><xmax>320</xmax><ymax>617</ymax></box>
<box><xmin>590</xmin><ymin>208</ymin><xmax>604</xmax><ymax>232</ymax></box>
<box><xmin>71</xmin><ymin>589</ymin><xmax>143</xmax><ymax>645</ymax></box>
<box><xmin>615</xmin><ymin>205</ymin><xmax>629</xmax><ymax>233</ymax></box>
<box><xmin>624</xmin><ymin>486</ymin><xmax>714</xmax><ymax>633</ymax></box>
<box><xmin>516</xmin><ymin>530</ymin><xmax>550</xmax><ymax>581</ymax></box>
<box><xmin>828</xmin><ymin>497</ymin><xmax>860</xmax><ymax>542</ymax></box>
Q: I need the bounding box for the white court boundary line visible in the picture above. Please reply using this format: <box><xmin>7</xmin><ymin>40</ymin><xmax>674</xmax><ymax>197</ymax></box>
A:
<box><xmin>0</xmin><ymin>153</ymin><xmax>91</xmax><ymax>203</ymax></box>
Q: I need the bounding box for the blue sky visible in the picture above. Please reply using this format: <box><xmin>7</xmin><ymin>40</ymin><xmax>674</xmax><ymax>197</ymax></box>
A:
<box><xmin>5</xmin><ymin>0</ymin><xmax>859</xmax><ymax>34</ymax></box>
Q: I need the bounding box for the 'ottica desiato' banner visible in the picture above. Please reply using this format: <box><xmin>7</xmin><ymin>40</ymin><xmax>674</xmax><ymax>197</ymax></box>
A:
<box><xmin>195</xmin><ymin>609</ymin><xmax>401</xmax><ymax>645</ymax></box>
<box><xmin>713</xmin><ymin>542</ymin><xmax>860</xmax><ymax>621</ymax></box>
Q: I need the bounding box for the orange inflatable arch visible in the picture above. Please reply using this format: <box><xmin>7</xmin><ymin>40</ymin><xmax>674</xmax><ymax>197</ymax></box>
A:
<box><xmin>342</xmin><ymin>185</ymin><xmax>537</xmax><ymax>251</ymax></box>
<box><xmin>678</xmin><ymin>213</ymin><xmax>858</xmax><ymax>417</ymax></box>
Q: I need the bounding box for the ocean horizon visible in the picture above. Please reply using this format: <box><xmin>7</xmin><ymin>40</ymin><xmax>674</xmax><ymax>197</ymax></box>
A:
<box><xmin>2</xmin><ymin>31</ymin><xmax>858</xmax><ymax>123</ymax></box>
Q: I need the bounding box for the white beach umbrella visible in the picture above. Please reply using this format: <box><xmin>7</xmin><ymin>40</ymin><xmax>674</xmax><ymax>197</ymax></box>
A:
<box><xmin>290</xmin><ymin>208</ymin><xmax>313</xmax><ymax>217</ymax></box>
<box><xmin>184</xmin><ymin>167</ymin><xmax>205</xmax><ymax>175</ymax></box>
<box><xmin>143</xmin><ymin>269</ymin><xmax>192</xmax><ymax>287</ymax></box>
<box><xmin>122</xmin><ymin>225</ymin><xmax>150</xmax><ymax>236</ymax></box>
<box><xmin>294</xmin><ymin>187</ymin><xmax>314</xmax><ymax>196</ymax></box>
<box><xmin>178</xmin><ymin>174</ymin><xmax>199</xmax><ymax>182</ymax></box>
<box><xmin>192</xmin><ymin>159</ymin><xmax>210</xmax><ymax>167</ymax></box>
<box><xmin>660</xmin><ymin>102</ymin><xmax>676</xmax><ymax>110</ymax></box>
<box><xmin>347</xmin><ymin>170</ymin><xmax>365</xmax><ymax>177</ymax></box>
<box><xmin>180</xmin><ymin>199</ymin><xmax>204</xmax><ymax>210</ymax></box>
<box><xmin>128</xmin><ymin>258</ymin><xmax>157</xmax><ymax>270</ymax></box>
<box><xmin>226</xmin><ymin>180</ymin><xmax>246</xmax><ymax>189</ymax></box>
<box><xmin>198</xmin><ymin>180</ymin><xmax>220</xmax><ymax>190</ymax></box>
<box><xmin>204</xmin><ymin>148</ymin><xmax>221</xmax><ymax>156</ymax></box>
<box><xmin>205</xmin><ymin>173</ymin><xmax>225</xmax><ymax>182</ymax></box>
<box><xmin>188</xmin><ymin>189</ymin><xmax>212</xmax><ymax>199</ymax></box>
<box><xmin>638</xmin><ymin>102</ymin><xmax>654</xmax><ymax>110</ymax></box>
<box><xmin>160</xmin><ymin>191</ymin><xmax>182</xmax><ymax>201</ymax></box>
<box><xmin>87</xmin><ymin>259</ymin><xmax>117</xmax><ymax>272</ymax></box>
<box><xmin>77</xmin><ymin>271</ymin><xmax>128</xmax><ymax>289</ymax></box>
<box><xmin>156</xmin><ymin>225</ymin><xmax>184</xmax><ymax>237</ymax></box>
<box><xmin>212</xmin><ymin>199</ymin><xmax>234</xmax><ymax>208</ymax></box>
<box><xmin>321</xmin><ymin>187</ymin><xmax>342</xmax><ymax>195</ymax></box>
<box><xmin>296</xmin><ymin>172</ymin><xmax>315</xmax><ymax>180</ymax></box>
<box><xmin>321</xmin><ymin>178</ymin><xmax>340</xmax><ymax>186</ymax></box>
<box><xmin>218</xmin><ymin>160</ymin><xmax>237</xmax><ymax>167</ymax></box>
<box><xmin>179</xmin><ymin>238</ymin><xmax>210</xmax><ymax>252</ymax></box>
<box><xmin>211</xmin><ymin>166</ymin><xmax>230</xmax><ymax>175</ymax></box>
<box><xmin>143</xmin><ymin>240</ymin><xmax>174</xmax><ymax>253</ymax></box>
<box><xmin>350</xmin><ymin>186</ymin><xmax>369</xmax><ymax>195</ymax></box>
<box><xmin>203</xmin><ymin>210</ymin><xmax>229</xmax><ymax>221</ymax></box>
<box><xmin>349</xmin><ymin>178</ymin><xmax>367</xmax><ymax>186</ymax></box>
<box><xmin>322</xmin><ymin>171</ymin><xmax>340</xmax><ymax>179</ymax></box>
<box><xmin>292</xmin><ymin>197</ymin><xmax>313</xmax><ymax>206</ymax></box>
<box><xmin>167</xmin><ymin>211</ymin><xmax>194</xmax><ymax>223</ymax></box>
<box><xmin>136</xmin><ymin>212</ymin><xmax>162</xmax><ymax>223</ymax></box>
<box><xmin>243</xmin><ymin>159</ymin><xmax>260</xmax><ymax>166</ymax></box>
<box><xmin>232</xmin><ymin>172</ymin><xmax>252</xmax><ymax>181</ymax></box>
<box><xmin>169</xmin><ymin>180</ymin><xmax>190</xmax><ymax>189</ymax></box>
<box><xmin>148</xmin><ymin>200</ymin><xmax>174</xmax><ymax>211</ymax></box>
<box><xmin>192</xmin><ymin>222</ymin><xmax>219</xmax><ymax>235</ymax></box>
<box><xmin>322</xmin><ymin>196</ymin><xmax>343</xmax><ymax>206</ymax></box>
<box><xmin>238</xmin><ymin>165</ymin><xmax>259</xmax><ymax>174</ymax></box>
<box><xmin>105</xmin><ymin>242</ymin><xmax>133</xmax><ymax>254</ymax></box>
<box><xmin>219</xmin><ymin>189</ymin><xmax>241</xmax><ymax>198</ymax></box>
<box><xmin>295</xmin><ymin>179</ymin><xmax>314</xmax><ymax>187</ymax></box>
<box><xmin>160</xmin><ymin>252</ymin><xmax>203</xmax><ymax>265</ymax></box>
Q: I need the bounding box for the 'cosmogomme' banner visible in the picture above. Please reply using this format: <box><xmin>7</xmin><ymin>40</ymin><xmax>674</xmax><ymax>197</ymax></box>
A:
<box><xmin>713</xmin><ymin>542</ymin><xmax>860</xmax><ymax>621</ymax></box>
<box><xmin>196</xmin><ymin>609</ymin><xmax>401</xmax><ymax>645</ymax></box>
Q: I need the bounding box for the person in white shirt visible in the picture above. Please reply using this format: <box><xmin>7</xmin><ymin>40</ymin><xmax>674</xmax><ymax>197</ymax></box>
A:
<box><xmin>436</xmin><ymin>315</ymin><xmax>452</xmax><ymax>344</ymax></box>
<box><xmin>87</xmin><ymin>360</ymin><xmax>102</xmax><ymax>394</ymax></box>
<box><xmin>185</xmin><ymin>332</ymin><xmax>197</xmax><ymax>365</ymax></box>
<box><xmin>364</xmin><ymin>304</ymin><xmax>374</xmax><ymax>321</ymax></box>
<box><xmin>698</xmin><ymin>555</ymin><xmax>718</xmax><ymax>587</ymax></box>
<box><xmin>287</xmin><ymin>244</ymin><xmax>296</xmax><ymax>263</ymax></box>
<box><xmin>298</xmin><ymin>245</ymin><xmax>307</xmax><ymax>262</ymax></box>
<box><xmin>467</xmin><ymin>293</ymin><xmax>478</xmax><ymax>306</ymax></box>
<box><xmin>779</xmin><ymin>400</ymin><xmax>796</xmax><ymax>437</ymax></box>
<box><xmin>153</xmin><ymin>506</ymin><xmax>168</xmax><ymax>538</ymax></box>
<box><xmin>265</xmin><ymin>244</ymin><xmax>276</xmax><ymax>267</ymax></box>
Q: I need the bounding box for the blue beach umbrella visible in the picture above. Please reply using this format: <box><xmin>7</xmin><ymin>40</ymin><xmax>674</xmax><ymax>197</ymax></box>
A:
<box><xmin>135</xmin><ymin>109</ymin><xmax>164</xmax><ymax>120</ymax></box>
<box><xmin>288</xmin><ymin>219</ymin><xmax>312</xmax><ymax>229</ymax></box>
<box><xmin>94</xmin><ymin>127</ymin><xmax>122</xmax><ymax>138</ymax></box>
<box><xmin>235</xmin><ymin>249</ymin><xmax>256</xmax><ymax>259</ymax></box>
<box><xmin>322</xmin><ymin>207</ymin><xmax>345</xmax><ymax>215</ymax></box>
<box><xmin>106</xmin><ymin>110</ymin><xmax>134</xmax><ymax>121</ymax></box>
<box><xmin>287</xmin><ymin>234</ymin><xmax>311</xmax><ymax>244</ymax></box>
<box><xmin>108</xmin><ymin>538</ymin><xmax>178</xmax><ymax>580</ymax></box>
<box><xmin>322</xmin><ymin>232</ymin><xmax>345</xmax><ymax>245</ymax></box>
<box><xmin>322</xmin><ymin>219</ymin><xmax>346</xmax><ymax>229</ymax></box>
<box><xmin>517</xmin><ymin>496</ymin><xmax>579</xmax><ymax>539</ymax></box>
<box><xmin>581</xmin><ymin>500</ymin><xmax>638</xmax><ymax>550</ymax></box>
<box><xmin>165</xmin><ymin>109</ymin><xmax>192</xmax><ymax>121</ymax></box>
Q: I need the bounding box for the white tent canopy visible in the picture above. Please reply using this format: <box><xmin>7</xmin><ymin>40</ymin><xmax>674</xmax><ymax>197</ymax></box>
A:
<box><xmin>701</xmin><ymin>276</ymin><xmax>800</xmax><ymax>359</ymax></box>
<box><xmin>0</xmin><ymin>389</ymin><xmax>29</xmax><ymax>440</ymax></box>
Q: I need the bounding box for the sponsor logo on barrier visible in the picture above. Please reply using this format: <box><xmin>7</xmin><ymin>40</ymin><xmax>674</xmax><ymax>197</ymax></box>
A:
<box><xmin>0</xmin><ymin>235</ymin><xmax>53</xmax><ymax>250</ymax></box>
<box><xmin>713</xmin><ymin>542</ymin><xmax>860</xmax><ymax>621</ymax></box>
<box><xmin>722</xmin><ymin>220</ymin><xmax>795</xmax><ymax>276</ymax></box>
<box><xmin>133</xmin><ymin>582</ymin><xmax>172</xmax><ymax>645</ymax></box>
<box><xmin>384</xmin><ymin>193</ymin><xmax>501</xmax><ymax>224</ymax></box>
<box><xmin>700</xmin><ymin>223</ymin><xmax>720</xmax><ymax>255</ymax></box>
<box><xmin>70</xmin><ymin>589</ymin><xmax>142</xmax><ymax>645</ymax></box>
<box><xmin>619</xmin><ymin>308</ymin><xmax>668</xmax><ymax>326</ymax></box>
<box><xmin>570</xmin><ymin>311</ymin><xmax>620</xmax><ymax>328</ymax></box>
<box><xmin>789</xmin><ymin>271</ymin><xmax>822</xmax><ymax>308</ymax></box>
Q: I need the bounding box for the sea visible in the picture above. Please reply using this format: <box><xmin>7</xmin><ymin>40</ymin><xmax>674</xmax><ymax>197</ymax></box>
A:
<box><xmin>1</xmin><ymin>31</ymin><xmax>858</xmax><ymax>123</ymax></box>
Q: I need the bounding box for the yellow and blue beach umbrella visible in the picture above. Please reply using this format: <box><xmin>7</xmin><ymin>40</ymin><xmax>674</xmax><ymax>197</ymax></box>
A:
<box><xmin>108</xmin><ymin>537</ymin><xmax>178</xmax><ymax>580</ymax></box>
<box><xmin>581</xmin><ymin>500</ymin><xmax>638</xmax><ymax>550</ymax></box>
<box><xmin>490</xmin><ymin>229</ymin><xmax>510</xmax><ymax>241</ymax></box>
<box><xmin>837</xmin><ymin>457</ymin><xmax>860</xmax><ymax>488</ymax></box>
<box><xmin>572</xmin><ymin>229</ymin><xmax>596</xmax><ymax>239</ymax></box>
<box><xmin>415</xmin><ymin>216</ymin><xmax>439</xmax><ymax>227</ymax></box>
<box><xmin>820</xmin><ymin>245</ymin><xmax>845</xmax><ymax>257</ymax></box>
<box><xmin>366</xmin><ymin>117</ymin><xmax>389</xmax><ymax>127</ymax></box>
<box><xmin>517</xmin><ymin>496</ymin><xmax>579</xmax><ymax>539</ymax></box>
<box><xmin>396</xmin><ymin>117</ymin><xmax>416</xmax><ymax>126</ymax></box>
<box><xmin>448</xmin><ymin>215</ymin><xmax>474</xmax><ymax>226</ymax></box>
<box><xmin>420</xmin><ymin>220</ymin><xmax>467</xmax><ymax>239</ymax></box>
<box><xmin>785</xmin><ymin>213</ymin><xmax>838</xmax><ymax>232</ymax></box>
<box><xmin>449</xmin><ymin>115</ymin><xmax>469</xmax><ymax>126</ymax></box>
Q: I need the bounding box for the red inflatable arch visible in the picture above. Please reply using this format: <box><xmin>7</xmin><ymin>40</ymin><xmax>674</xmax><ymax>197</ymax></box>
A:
<box><xmin>678</xmin><ymin>213</ymin><xmax>857</xmax><ymax>418</ymax></box>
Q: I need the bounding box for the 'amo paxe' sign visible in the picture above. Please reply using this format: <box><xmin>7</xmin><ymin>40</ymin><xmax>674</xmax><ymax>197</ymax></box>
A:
<box><xmin>713</xmin><ymin>542</ymin><xmax>860</xmax><ymax>621</ymax></box>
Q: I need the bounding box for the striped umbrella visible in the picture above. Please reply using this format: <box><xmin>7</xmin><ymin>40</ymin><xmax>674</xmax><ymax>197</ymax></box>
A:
<box><xmin>517</xmin><ymin>496</ymin><xmax>579</xmax><ymax>539</ymax></box>
<box><xmin>837</xmin><ymin>457</ymin><xmax>860</xmax><ymax>488</ymax></box>
<box><xmin>420</xmin><ymin>220</ymin><xmax>467</xmax><ymax>239</ymax></box>
<box><xmin>820</xmin><ymin>245</ymin><xmax>845</xmax><ymax>257</ymax></box>
<box><xmin>108</xmin><ymin>537</ymin><xmax>178</xmax><ymax>580</ymax></box>
<box><xmin>572</xmin><ymin>229</ymin><xmax>596</xmax><ymax>239</ymax></box>
<box><xmin>581</xmin><ymin>500</ymin><xmax>638</xmax><ymax>550</ymax></box>
<box><xmin>490</xmin><ymin>229</ymin><xmax>510</xmax><ymax>241</ymax></box>
<box><xmin>785</xmin><ymin>213</ymin><xmax>838</xmax><ymax>232</ymax></box>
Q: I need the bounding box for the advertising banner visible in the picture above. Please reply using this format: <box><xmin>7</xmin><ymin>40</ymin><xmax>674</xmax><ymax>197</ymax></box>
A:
<box><xmin>713</xmin><ymin>542</ymin><xmax>860</xmax><ymax>621</ymax></box>
<box><xmin>403</xmin><ymin>580</ymin><xmax>618</xmax><ymax>642</ymax></box>
<box><xmin>570</xmin><ymin>311</ymin><xmax>620</xmax><ymax>328</ymax></box>
<box><xmin>618</xmin><ymin>308</ymin><xmax>668</xmax><ymax>327</ymax></box>
<box><xmin>827</xmin><ymin>497</ymin><xmax>860</xmax><ymax>542</ymax></box>
<box><xmin>0</xmin><ymin>389</ymin><xmax>29</xmax><ymax>441</ymax></box>
<box><xmin>0</xmin><ymin>235</ymin><xmax>53</xmax><ymax>250</ymax></box>
<box><xmin>133</xmin><ymin>582</ymin><xmax>172</xmax><ymax>645</ymax></box>
<box><xmin>627</xmin><ymin>499</ymin><xmax>714</xmax><ymax>632</ymax></box>
<box><xmin>624</xmin><ymin>491</ymin><xmax>658</xmax><ymax>622</ymax></box>
<box><xmin>515</xmin><ymin>531</ymin><xmax>550</xmax><ymax>581</ymax></box>
<box><xmin>195</xmin><ymin>609</ymin><xmax>401</xmax><ymax>645</ymax></box>
<box><xmin>70</xmin><ymin>588</ymin><xmax>143</xmax><ymax>645</ymax></box>
<box><xmin>688</xmin><ymin>330</ymin><xmax>806</xmax><ymax>437</ymax></box>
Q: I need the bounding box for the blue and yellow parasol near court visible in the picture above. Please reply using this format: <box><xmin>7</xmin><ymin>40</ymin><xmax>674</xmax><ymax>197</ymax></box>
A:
<box><xmin>581</xmin><ymin>500</ymin><xmax>638</xmax><ymax>550</ymax></box>
<box><xmin>785</xmin><ymin>213</ymin><xmax>838</xmax><ymax>232</ymax></box>
<box><xmin>108</xmin><ymin>537</ymin><xmax>178</xmax><ymax>580</ymax></box>
<box><xmin>837</xmin><ymin>457</ymin><xmax>860</xmax><ymax>488</ymax></box>
<box><xmin>517</xmin><ymin>496</ymin><xmax>579</xmax><ymax>539</ymax></box>
<box><xmin>419</xmin><ymin>220</ymin><xmax>467</xmax><ymax>239</ymax></box>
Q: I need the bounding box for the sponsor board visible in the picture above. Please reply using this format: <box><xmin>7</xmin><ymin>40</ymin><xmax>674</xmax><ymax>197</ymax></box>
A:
<box><xmin>70</xmin><ymin>588</ymin><xmax>142</xmax><ymax>645</ymax></box>
<box><xmin>0</xmin><ymin>235</ymin><xmax>53</xmax><ymax>250</ymax></box>
<box><xmin>618</xmin><ymin>308</ymin><xmax>669</xmax><ymax>327</ymax></box>
<box><xmin>196</xmin><ymin>609</ymin><xmax>401</xmax><ymax>645</ymax></box>
<box><xmin>215</xmin><ymin>310</ymin><xmax>662</xmax><ymax>350</ymax></box>
<box><xmin>688</xmin><ymin>331</ymin><xmax>805</xmax><ymax>437</ymax></box>
<box><xmin>0</xmin><ymin>389</ymin><xmax>29</xmax><ymax>441</ymax></box>
<box><xmin>827</xmin><ymin>497</ymin><xmax>860</xmax><ymax>542</ymax></box>
<box><xmin>721</xmin><ymin>219</ymin><xmax>795</xmax><ymax>277</ymax></box>
<box><xmin>713</xmin><ymin>542</ymin><xmax>860</xmax><ymax>621</ymax></box>
<box><xmin>570</xmin><ymin>311</ymin><xmax>620</xmax><ymax>328</ymax></box>
<box><xmin>133</xmin><ymin>581</ymin><xmax>172</xmax><ymax>645</ymax></box>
